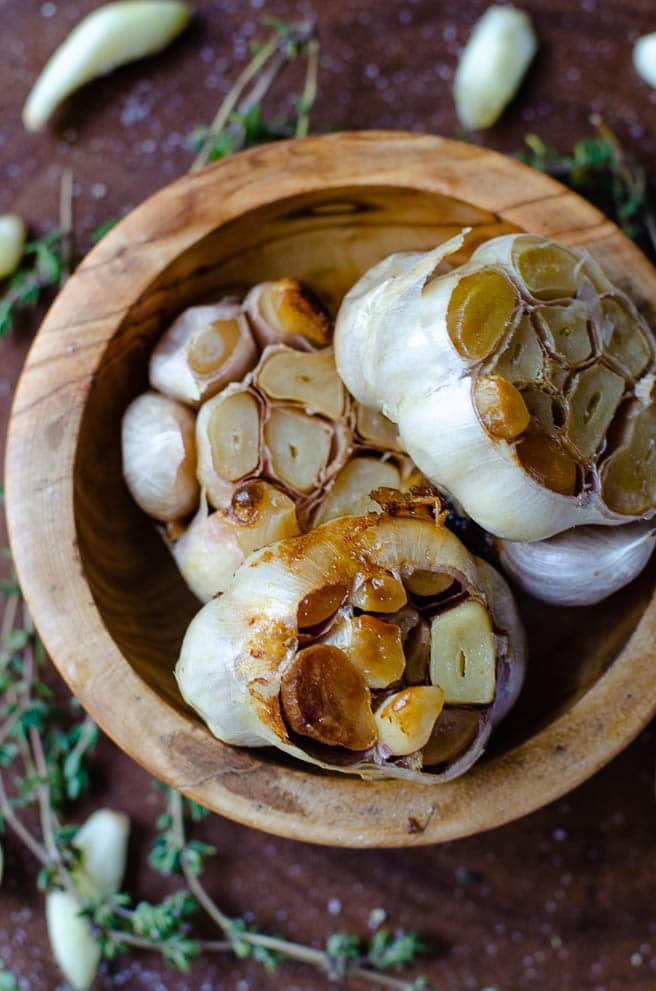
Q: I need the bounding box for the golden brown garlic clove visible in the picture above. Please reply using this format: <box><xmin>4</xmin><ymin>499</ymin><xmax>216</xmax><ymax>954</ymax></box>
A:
<box><xmin>374</xmin><ymin>686</ymin><xmax>444</xmax><ymax>756</ymax></box>
<box><xmin>244</xmin><ymin>278</ymin><xmax>332</xmax><ymax>351</ymax></box>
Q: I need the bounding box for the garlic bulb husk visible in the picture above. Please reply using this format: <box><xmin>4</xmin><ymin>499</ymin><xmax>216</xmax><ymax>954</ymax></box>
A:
<box><xmin>335</xmin><ymin>232</ymin><xmax>656</xmax><ymax>541</ymax></box>
<box><xmin>176</xmin><ymin>513</ymin><xmax>526</xmax><ymax>782</ymax></box>
<box><xmin>634</xmin><ymin>33</ymin><xmax>656</xmax><ymax>89</ymax></box>
<box><xmin>150</xmin><ymin>300</ymin><xmax>258</xmax><ymax>407</ymax></box>
<box><xmin>244</xmin><ymin>278</ymin><xmax>332</xmax><ymax>351</ymax></box>
<box><xmin>23</xmin><ymin>1</ymin><xmax>192</xmax><ymax>131</ymax></box>
<box><xmin>122</xmin><ymin>391</ymin><xmax>199</xmax><ymax>521</ymax></box>
<box><xmin>454</xmin><ymin>5</ymin><xmax>538</xmax><ymax>130</ymax></box>
<box><xmin>0</xmin><ymin>214</ymin><xmax>26</xmax><ymax>279</ymax></box>
<box><xmin>500</xmin><ymin>520</ymin><xmax>656</xmax><ymax>606</ymax></box>
<box><xmin>171</xmin><ymin>485</ymin><xmax>300</xmax><ymax>601</ymax></box>
<box><xmin>46</xmin><ymin>809</ymin><xmax>129</xmax><ymax>991</ymax></box>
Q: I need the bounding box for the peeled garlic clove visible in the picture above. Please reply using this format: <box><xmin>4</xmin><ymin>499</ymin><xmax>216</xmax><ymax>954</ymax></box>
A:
<box><xmin>46</xmin><ymin>891</ymin><xmax>101</xmax><ymax>991</ymax></box>
<box><xmin>335</xmin><ymin>232</ymin><xmax>656</xmax><ymax>541</ymax></box>
<box><xmin>256</xmin><ymin>345</ymin><xmax>347</xmax><ymax>420</ymax></box>
<box><xmin>634</xmin><ymin>32</ymin><xmax>656</xmax><ymax>89</ymax></box>
<box><xmin>352</xmin><ymin>569</ymin><xmax>408</xmax><ymax>612</ymax></box>
<box><xmin>454</xmin><ymin>5</ymin><xmax>538</xmax><ymax>130</ymax></box>
<box><xmin>280</xmin><ymin>644</ymin><xmax>377</xmax><ymax>750</ymax></box>
<box><xmin>375</xmin><ymin>686</ymin><xmax>444</xmax><ymax>756</ymax></box>
<box><xmin>430</xmin><ymin>599</ymin><xmax>496</xmax><ymax>705</ymax></box>
<box><xmin>172</xmin><ymin>484</ymin><xmax>299</xmax><ymax>601</ymax></box>
<box><xmin>196</xmin><ymin>386</ymin><xmax>262</xmax><ymax>508</ymax></box>
<box><xmin>176</xmin><ymin>513</ymin><xmax>525</xmax><ymax>780</ymax></box>
<box><xmin>150</xmin><ymin>301</ymin><xmax>257</xmax><ymax>406</ymax></box>
<box><xmin>264</xmin><ymin>406</ymin><xmax>335</xmax><ymax>494</ymax></box>
<box><xmin>354</xmin><ymin>403</ymin><xmax>402</xmax><ymax>450</ymax></box>
<box><xmin>0</xmin><ymin>214</ymin><xmax>26</xmax><ymax>279</ymax></box>
<box><xmin>122</xmin><ymin>391</ymin><xmax>198</xmax><ymax>522</ymax></box>
<box><xmin>313</xmin><ymin>456</ymin><xmax>401</xmax><ymax>525</ymax></box>
<box><xmin>244</xmin><ymin>278</ymin><xmax>332</xmax><ymax>351</ymax></box>
<box><xmin>23</xmin><ymin>1</ymin><xmax>192</xmax><ymax>131</ymax></box>
<box><xmin>500</xmin><ymin>521</ymin><xmax>656</xmax><ymax>606</ymax></box>
<box><xmin>403</xmin><ymin>568</ymin><xmax>454</xmax><ymax>598</ymax></box>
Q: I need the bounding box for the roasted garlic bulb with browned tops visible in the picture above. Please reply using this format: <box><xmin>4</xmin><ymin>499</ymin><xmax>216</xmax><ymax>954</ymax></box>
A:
<box><xmin>176</xmin><ymin>513</ymin><xmax>526</xmax><ymax>781</ymax></box>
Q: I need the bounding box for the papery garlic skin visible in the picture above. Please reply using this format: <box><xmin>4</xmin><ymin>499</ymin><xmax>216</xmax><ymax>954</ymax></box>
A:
<box><xmin>0</xmin><ymin>214</ymin><xmax>26</xmax><ymax>279</ymax></box>
<box><xmin>454</xmin><ymin>6</ymin><xmax>538</xmax><ymax>130</ymax></box>
<box><xmin>122</xmin><ymin>391</ymin><xmax>198</xmax><ymax>522</ymax></box>
<box><xmin>335</xmin><ymin>232</ymin><xmax>656</xmax><ymax>541</ymax></box>
<box><xmin>176</xmin><ymin>514</ymin><xmax>526</xmax><ymax>782</ymax></box>
<box><xmin>500</xmin><ymin>521</ymin><xmax>656</xmax><ymax>606</ymax></box>
<box><xmin>46</xmin><ymin>808</ymin><xmax>129</xmax><ymax>991</ymax></box>
<box><xmin>634</xmin><ymin>33</ymin><xmax>656</xmax><ymax>89</ymax></box>
<box><xmin>150</xmin><ymin>301</ymin><xmax>257</xmax><ymax>407</ymax></box>
<box><xmin>23</xmin><ymin>1</ymin><xmax>192</xmax><ymax>131</ymax></box>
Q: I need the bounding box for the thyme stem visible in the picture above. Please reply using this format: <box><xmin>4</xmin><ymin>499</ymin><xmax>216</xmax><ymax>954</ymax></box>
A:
<box><xmin>296</xmin><ymin>38</ymin><xmax>320</xmax><ymax>138</ymax></box>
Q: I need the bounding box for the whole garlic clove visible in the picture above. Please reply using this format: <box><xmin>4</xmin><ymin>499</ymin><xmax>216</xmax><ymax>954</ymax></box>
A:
<box><xmin>325</xmin><ymin>612</ymin><xmax>406</xmax><ymax>689</ymax></box>
<box><xmin>150</xmin><ymin>300</ymin><xmax>258</xmax><ymax>407</ymax></box>
<box><xmin>122</xmin><ymin>391</ymin><xmax>199</xmax><ymax>522</ymax></box>
<box><xmin>500</xmin><ymin>520</ymin><xmax>656</xmax><ymax>606</ymax></box>
<box><xmin>196</xmin><ymin>385</ymin><xmax>263</xmax><ymax>508</ymax></box>
<box><xmin>634</xmin><ymin>33</ymin><xmax>656</xmax><ymax>89</ymax></box>
<box><xmin>375</xmin><ymin>686</ymin><xmax>444</xmax><ymax>756</ymax></box>
<box><xmin>256</xmin><ymin>346</ymin><xmax>347</xmax><ymax>420</ymax></box>
<box><xmin>244</xmin><ymin>278</ymin><xmax>332</xmax><ymax>351</ymax></box>
<box><xmin>454</xmin><ymin>5</ymin><xmax>538</xmax><ymax>130</ymax></box>
<box><xmin>0</xmin><ymin>214</ymin><xmax>26</xmax><ymax>279</ymax></box>
<box><xmin>46</xmin><ymin>892</ymin><xmax>101</xmax><ymax>991</ymax></box>
<box><xmin>430</xmin><ymin>599</ymin><xmax>496</xmax><ymax>705</ymax></box>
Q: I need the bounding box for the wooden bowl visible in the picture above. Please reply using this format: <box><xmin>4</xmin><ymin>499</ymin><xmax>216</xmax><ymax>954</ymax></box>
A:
<box><xmin>6</xmin><ymin>132</ymin><xmax>656</xmax><ymax>847</ymax></box>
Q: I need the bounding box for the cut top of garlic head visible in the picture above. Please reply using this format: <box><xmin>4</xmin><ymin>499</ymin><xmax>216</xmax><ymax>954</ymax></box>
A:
<box><xmin>176</xmin><ymin>512</ymin><xmax>526</xmax><ymax>782</ymax></box>
<box><xmin>335</xmin><ymin>232</ymin><xmax>656</xmax><ymax>541</ymax></box>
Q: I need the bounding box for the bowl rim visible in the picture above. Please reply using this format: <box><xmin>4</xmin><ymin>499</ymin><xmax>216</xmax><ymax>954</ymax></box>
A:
<box><xmin>6</xmin><ymin>130</ymin><xmax>656</xmax><ymax>848</ymax></box>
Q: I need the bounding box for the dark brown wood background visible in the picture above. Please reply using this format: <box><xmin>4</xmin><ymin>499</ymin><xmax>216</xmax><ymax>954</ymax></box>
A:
<box><xmin>2</xmin><ymin>1</ymin><xmax>656</xmax><ymax>989</ymax></box>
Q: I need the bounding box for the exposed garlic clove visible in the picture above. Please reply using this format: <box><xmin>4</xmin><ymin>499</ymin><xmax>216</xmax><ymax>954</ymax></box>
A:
<box><xmin>335</xmin><ymin>232</ymin><xmax>656</xmax><ymax>541</ymax></box>
<box><xmin>402</xmin><ymin>568</ymin><xmax>454</xmax><ymax>598</ymax></box>
<box><xmin>430</xmin><ymin>600</ymin><xmax>496</xmax><ymax>705</ymax></box>
<box><xmin>403</xmin><ymin>615</ymin><xmax>432</xmax><ymax>684</ymax></box>
<box><xmin>375</xmin><ymin>686</ymin><xmax>444</xmax><ymax>756</ymax></box>
<box><xmin>0</xmin><ymin>214</ymin><xmax>26</xmax><ymax>279</ymax></box>
<box><xmin>172</xmin><ymin>484</ymin><xmax>299</xmax><ymax>601</ymax></box>
<box><xmin>297</xmin><ymin>583</ymin><xmax>348</xmax><ymax>628</ymax></box>
<box><xmin>244</xmin><ymin>278</ymin><xmax>332</xmax><ymax>351</ymax></box>
<box><xmin>196</xmin><ymin>386</ymin><xmax>263</xmax><ymax>508</ymax></box>
<box><xmin>256</xmin><ymin>345</ymin><xmax>347</xmax><ymax>420</ymax></box>
<box><xmin>454</xmin><ymin>5</ymin><xmax>538</xmax><ymax>130</ymax></box>
<box><xmin>264</xmin><ymin>406</ymin><xmax>334</xmax><ymax>494</ymax></box>
<box><xmin>328</xmin><ymin>613</ymin><xmax>406</xmax><ymax>689</ymax></box>
<box><xmin>422</xmin><ymin>707</ymin><xmax>481</xmax><ymax>766</ymax></box>
<box><xmin>150</xmin><ymin>301</ymin><xmax>257</xmax><ymax>407</ymax></box>
<box><xmin>122</xmin><ymin>391</ymin><xmax>199</xmax><ymax>522</ymax></box>
<box><xmin>634</xmin><ymin>32</ymin><xmax>656</xmax><ymax>89</ymax></box>
<box><xmin>352</xmin><ymin>569</ymin><xmax>407</xmax><ymax>612</ymax></box>
<box><xmin>354</xmin><ymin>403</ymin><xmax>403</xmax><ymax>450</ymax></box>
<box><xmin>280</xmin><ymin>644</ymin><xmax>377</xmax><ymax>750</ymax></box>
<box><xmin>23</xmin><ymin>1</ymin><xmax>192</xmax><ymax>131</ymax></box>
<box><xmin>500</xmin><ymin>520</ymin><xmax>656</xmax><ymax>606</ymax></box>
<box><xmin>313</xmin><ymin>456</ymin><xmax>401</xmax><ymax>526</ymax></box>
<box><xmin>47</xmin><ymin>807</ymin><xmax>129</xmax><ymax>991</ymax></box>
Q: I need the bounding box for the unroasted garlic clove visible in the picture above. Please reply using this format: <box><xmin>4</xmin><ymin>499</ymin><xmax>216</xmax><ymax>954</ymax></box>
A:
<box><xmin>46</xmin><ymin>892</ymin><xmax>101</xmax><ymax>991</ymax></box>
<box><xmin>23</xmin><ymin>1</ymin><xmax>192</xmax><ymax>131</ymax></box>
<box><xmin>454</xmin><ymin>5</ymin><xmax>538</xmax><ymax>130</ymax></box>
<box><xmin>430</xmin><ymin>600</ymin><xmax>496</xmax><ymax>704</ymax></box>
<box><xmin>375</xmin><ymin>686</ymin><xmax>444</xmax><ymax>756</ymax></box>
<box><xmin>150</xmin><ymin>301</ymin><xmax>257</xmax><ymax>406</ymax></box>
<box><xmin>0</xmin><ymin>214</ymin><xmax>26</xmax><ymax>279</ymax></box>
<box><xmin>122</xmin><ymin>391</ymin><xmax>198</xmax><ymax>521</ymax></box>
<box><xmin>244</xmin><ymin>278</ymin><xmax>332</xmax><ymax>351</ymax></box>
<box><xmin>500</xmin><ymin>520</ymin><xmax>656</xmax><ymax>606</ymax></box>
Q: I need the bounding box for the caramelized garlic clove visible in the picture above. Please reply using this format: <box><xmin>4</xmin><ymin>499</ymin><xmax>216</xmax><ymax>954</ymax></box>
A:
<box><xmin>601</xmin><ymin>402</ymin><xmax>656</xmax><ymax>515</ymax></box>
<box><xmin>264</xmin><ymin>406</ymin><xmax>334</xmax><ymax>493</ymax></box>
<box><xmin>403</xmin><ymin>568</ymin><xmax>455</xmax><ymax>598</ymax></box>
<box><xmin>447</xmin><ymin>268</ymin><xmax>517</xmax><ymax>361</ymax></box>
<box><xmin>352</xmin><ymin>569</ymin><xmax>408</xmax><ymax>612</ymax></box>
<box><xmin>375</xmin><ymin>686</ymin><xmax>444</xmax><ymax>756</ymax></box>
<box><xmin>430</xmin><ymin>599</ymin><xmax>496</xmax><ymax>704</ymax></box>
<box><xmin>122</xmin><ymin>391</ymin><xmax>199</xmax><ymax>522</ymax></box>
<box><xmin>280</xmin><ymin>644</ymin><xmax>377</xmax><ymax>750</ymax></box>
<box><xmin>256</xmin><ymin>346</ymin><xmax>346</xmax><ymax>419</ymax></box>
<box><xmin>244</xmin><ymin>278</ymin><xmax>332</xmax><ymax>350</ymax></box>
<box><xmin>344</xmin><ymin>614</ymin><xmax>406</xmax><ymax>689</ymax></box>
<box><xmin>313</xmin><ymin>456</ymin><xmax>401</xmax><ymax>526</ymax></box>
<box><xmin>473</xmin><ymin>375</ymin><xmax>530</xmax><ymax>442</ymax></box>
<box><xmin>297</xmin><ymin>583</ymin><xmax>349</xmax><ymax>628</ymax></box>
<box><xmin>512</xmin><ymin>238</ymin><xmax>581</xmax><ymax>300</ymax></box>
<box><xmin>516</xmin><ymin>428</ymin><xmax>578</xmax><ymax>496</ymax></box>
<box><xmin>150</xmin><ymin>302</ymin><xmax>257</xmax><ymax>406</ymax></box>
<box><xmin>422</xmin><ymin>708</ymin><xmax>481</xmax><ymax>766</ymax></box>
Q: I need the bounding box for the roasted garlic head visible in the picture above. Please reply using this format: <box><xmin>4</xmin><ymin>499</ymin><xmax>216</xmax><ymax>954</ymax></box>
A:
<box><xmin>176</xmin><ymin>514</ymin><xmax>526</xmax><ymax>781</ymax></box>
<box><xmin>335</xmin><ymin>232</ymin><xmax>656</xmax><ymax>542</ymax></box>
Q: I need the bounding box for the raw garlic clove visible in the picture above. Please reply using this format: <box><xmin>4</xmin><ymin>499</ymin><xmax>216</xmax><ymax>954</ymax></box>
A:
<box><xmin>280</xmin><ymin>644</ymin><xmax>377</xmax><ymax>750</ymax></box>
<box><xmin>256</xmin><ymin>346</ymin><xmax>346</xmax><ymax>420</ymax></box>
<box><xmin>46</xmin><ymin>891</ymin><xmax>101</xmax><ymax>991</ymax></box>
<box><xmin>375</xmin><ymin>686</ymin><xmax>444</xmax><ymax>756</ymax></box>
<box><xmin>313</xmin><ymin>456</ymin><xmax>401</xmax><ymax>526</ymax></box>
<box><xmin>0</xmin><ymin>214</ymin><xmax>26</xmax><ymax>279</ymax></box>
<box><xmin>122</xmin><ymin>391</ymin><xmax>199</xmax><ymax>522</ymax></box>
<box><xmin>196</xmin><ymin>386</ymin><xmax>262</xmax><ymax>508</ymax></box>
<box><xmin>500</xmin><ymin>520</ymin><xmax>656</xmax><ymax>606</ymax></box>
<box><xmin>23</xmin><ymin>1</ymin><xmax>192</xmax><ymax>131</ymax></box>
<box><xmin>150</xmin><ymin>301</ymin><xmax>257</xmax><ymax>406</ymax></box>
<box><xmin>244</xmin><ymin>278</ymin><xmax>332</xmax><ymax>350</ymax></box>
<box><xmin>454</xmin><ymin>5</ymin><xmax>538</xmax><ymax>130</ymax></box>
<box><xmin>430</xmin><ymin>600</ymin><xmax>496</xmax><ymax>705</ymax></box>
<box><xmin>172</xmin><ymin>484</ymin><xmax>299</xmax><ymax>601</ymax></box>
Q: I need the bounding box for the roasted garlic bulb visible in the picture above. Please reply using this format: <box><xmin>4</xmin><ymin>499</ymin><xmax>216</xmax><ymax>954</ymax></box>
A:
<box><xmin>335</xmin><ymin>232</ymin><xmax>656</xmax><ymax>541</ymax></box>
<box><xmin>176</xmin><ymin>513</ymin><xmax>526</xmax><ymax>781</ymax></box>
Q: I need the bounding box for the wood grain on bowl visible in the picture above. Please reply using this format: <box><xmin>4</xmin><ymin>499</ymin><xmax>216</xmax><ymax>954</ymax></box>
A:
<box><xmin>5</xmin><ymin>132</ymin><xmax>656</xmax><ymax>847</ymax></box>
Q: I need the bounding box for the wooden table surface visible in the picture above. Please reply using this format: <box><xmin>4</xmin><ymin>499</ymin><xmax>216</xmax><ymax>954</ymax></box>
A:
<box><xmin>2</xmin><ymin>1</ymin><xmax>656</xmax><ymax>989</ymax></box>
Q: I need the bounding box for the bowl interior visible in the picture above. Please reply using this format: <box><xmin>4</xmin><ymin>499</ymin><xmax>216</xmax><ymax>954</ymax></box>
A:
<box><xmin>74</xmin><ymin>181</ymin><xmax>656</xmax><ymax>761</ymax></box>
